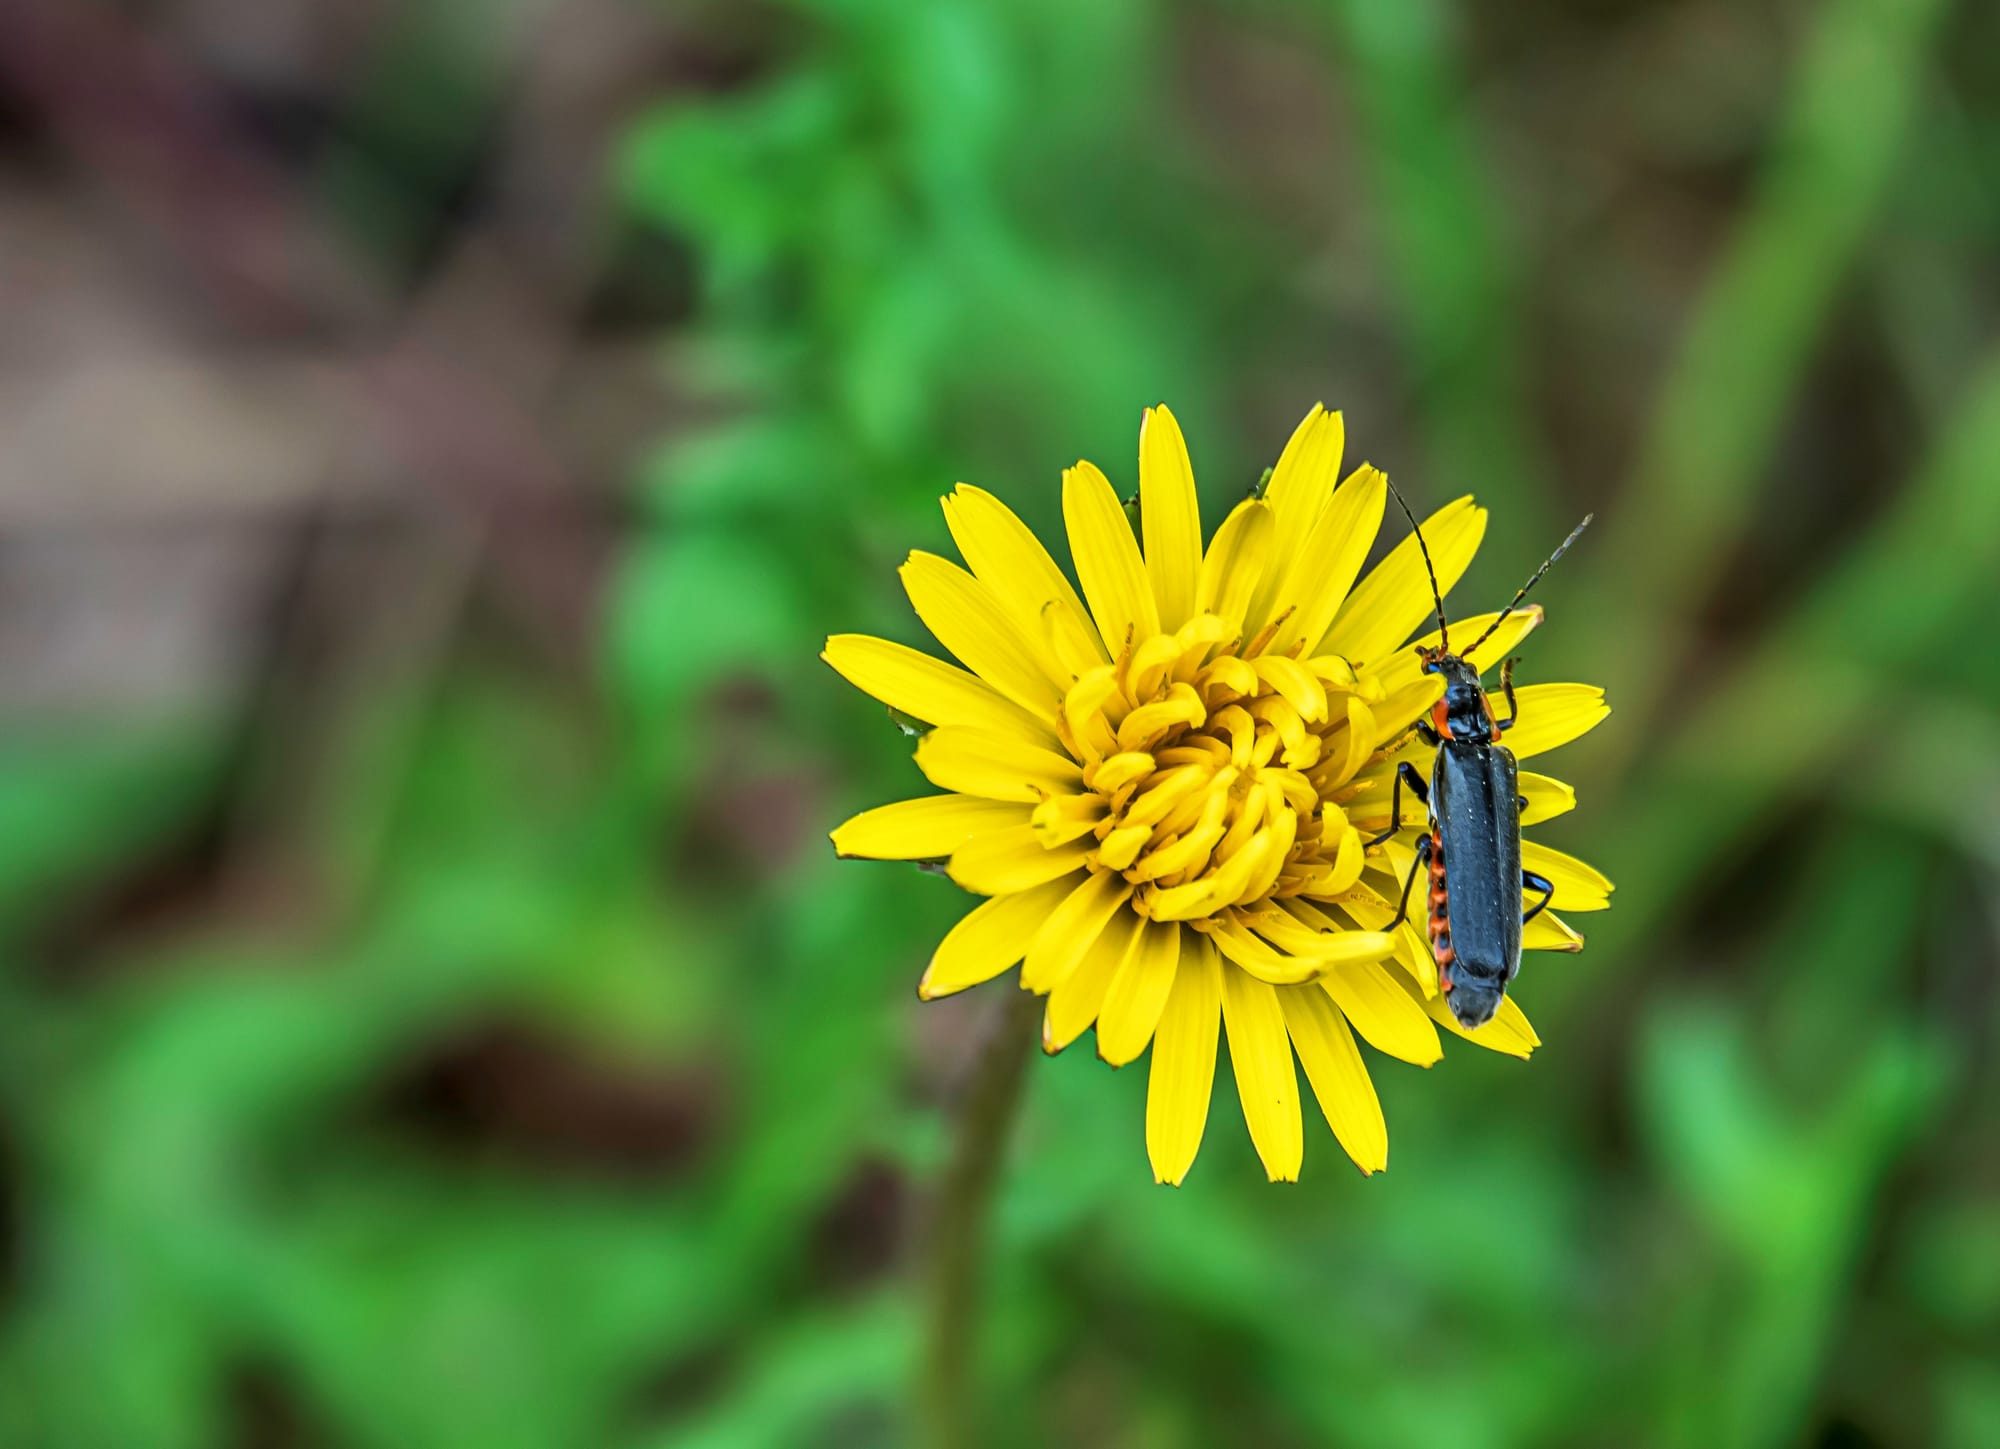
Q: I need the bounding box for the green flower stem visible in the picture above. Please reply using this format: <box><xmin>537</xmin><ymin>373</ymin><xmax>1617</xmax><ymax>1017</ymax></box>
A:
<box><xmin>919</xmin><ymin>986</ymin><xmax>1041</xmax><ymax>1449</ymax></box>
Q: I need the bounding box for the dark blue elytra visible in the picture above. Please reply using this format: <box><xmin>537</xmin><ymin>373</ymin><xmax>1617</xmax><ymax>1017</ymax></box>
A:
<box><xmin>1427</xmin><ymin>657</ymin><xmax>1524</xmax><ymax>1027</ymax></box>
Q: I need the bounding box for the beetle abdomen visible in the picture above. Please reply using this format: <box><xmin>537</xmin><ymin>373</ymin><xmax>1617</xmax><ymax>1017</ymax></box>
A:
<box><xmin>1426</xmin><ymin>825</ymin><xmax>1455</xmax><ymax>982</ymax></box>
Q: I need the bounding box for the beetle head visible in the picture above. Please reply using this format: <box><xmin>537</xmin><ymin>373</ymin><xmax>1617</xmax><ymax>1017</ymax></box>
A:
<box><xmin>1417</xmin><ymin>651</ymin><xmax>1494</xmax><ymax>744</ymax></box>
<box><xmin>1429</xmin><ymin>652</ymin><xmax>1485</xmax><ymax>698</ymax></box>
<box><xmin>1415</xmin><ymin>648</ymin><xmax>1483</xmax><ymax>691</ymax></box>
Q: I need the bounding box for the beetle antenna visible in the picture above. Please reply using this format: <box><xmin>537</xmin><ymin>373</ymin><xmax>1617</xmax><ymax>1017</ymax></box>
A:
<box><xmin>1462</xmin><ymin>513</ymin><xmax>1594</xmax><ymax>661</ymax></box>
<box><xmin>1382</xmin><ymin>477</ymin><xmax>1449</xmax><ymax>651</ymax></box>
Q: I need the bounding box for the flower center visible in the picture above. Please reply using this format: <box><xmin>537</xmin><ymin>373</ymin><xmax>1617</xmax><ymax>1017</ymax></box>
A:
<box><xmin>1037</xmin><ymin>613</ymin><xmax>1399</xmax><ymax>929</ymax></box>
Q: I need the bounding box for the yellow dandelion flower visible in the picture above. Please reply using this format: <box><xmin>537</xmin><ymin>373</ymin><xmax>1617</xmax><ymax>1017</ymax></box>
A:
<box><xmin>825</xmin><ymin>404</ymin><xmax>1613</xmax><ymax>1184</ymax></box>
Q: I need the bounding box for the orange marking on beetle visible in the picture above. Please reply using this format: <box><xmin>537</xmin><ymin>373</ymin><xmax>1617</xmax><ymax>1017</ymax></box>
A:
<box><xmin>1431</xmin><ymin>700</ymin><xmax>1453</xmax><ymax>740</ymax></box>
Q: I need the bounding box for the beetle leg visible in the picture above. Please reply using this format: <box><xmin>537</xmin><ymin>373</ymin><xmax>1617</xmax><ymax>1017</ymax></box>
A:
<box><xmin>1492</xmin><ymin>656</ymin><xmax>1522</xmax><ymax>733</ymax></box>
<box><xmin>1364</xmin><ymin>762</ymin><xmax>1430</xmax><ymax>847</ymax></box>
<box><xmin>1395</xmin><ymin>833</ymin><xmax>1434</xmax><ymax>925</ymax></box>
<box><xmin>1521</xmin><ymin>869</ymin><xmax>1555</xmax><ymax>925</ymax></box>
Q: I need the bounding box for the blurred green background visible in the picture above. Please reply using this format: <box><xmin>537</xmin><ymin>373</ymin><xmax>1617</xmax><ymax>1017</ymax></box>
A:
<box><xmin>0</xmin><ymin>0</ymin><xmax>1997</xmax><ymax>1444</ymax></box>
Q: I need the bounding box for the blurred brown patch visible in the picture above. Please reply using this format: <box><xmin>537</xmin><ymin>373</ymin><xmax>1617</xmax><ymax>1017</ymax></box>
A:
<box><xmin>364</xmin><ymin>1018</ymin><xmax>723</xmax><ymax>1182</ymax></box>
<box><xmin>674</xmin><ymin>677</ymin><xmax>830</xmax><ymax>882</ymax></box>
<box><xmin>225</xmin><ymin>1357</ymin><xmax>329</xmax><ymax>1449</ymax></box>
<box><xmin>808</xmin><ymin>1155</ymin><xmax>908</xmax><ymax>1294</ymax></box>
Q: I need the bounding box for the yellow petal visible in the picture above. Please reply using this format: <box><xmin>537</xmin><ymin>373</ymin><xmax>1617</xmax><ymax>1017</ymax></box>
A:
<box><xmin>915</xmin><ymin>726</ymin><xmax>1083</xmax><ymax>803</ymax></box>
<box><xmin>1095</xmin><ymin>823</ymin><xmax>1152</xmax><ymax>871</ymax></box>
<box><xmin>1239</xmin><ymin>907</ymin><xmax>1395</xmax><ymax>967</ymax></box>
<box><xmin>1207</xmin><ymin>913</ymin><xmax>1324</xmax><ymax>985</ymax></box>
<box><xmin>1501</xmin><ymin>684</ymin><xmax>1610</xmax><ymax>760</ymax></box>
<box><xmin>1369</xmin><ymin>837</ymin><xmax>1421</xmax><ymax>914</ymax></box>
<box><xmin>901</xmin><ymin>552</ymin><xmax>1066</xmax><ymax>718</ymax></box>
<box><xmin>1262</xmin><ymin>464</ymin><xmax>1387</xmax><ymax>658</ymax></box>
<box><xmin>1063</xmin><ymin>460</ymin><xmax>1160</xmax><ymax>656</ymax></box>
<box><xmin>1199</xmin><ymin>654</ymin><xmax>1259</xmax><ymax>705</ymax></box>
<box><xmin>1392</xmin><ymin>919</ymin><xmax>1440</xmax><ymax>998</ymax></box>
<box><xmin>1116</xmin><ymin>682</ymin><xmax>1206</xmax><ymax>751</ymax></box>
<box><xmin>1097</xmin><ymin>919</ymin><xmax>1181</xmax><ymax>1066</ymax></box>
<box><xmin>1044</xmin><ymin>908</ymin><xmax>1141</xmax><ymax>1053</ymax></box>
<box><xmin>1118</xmin><ymin>763</ymin><xmax>1207</xmax><ymax>833</ymax></box>
<box><xmin>1281</xmin><ymin>984</ymin><xmax>1388</xmax><ymax>1174</ymax></box>
<box><xmin>1321</xmin><ymin>496</ymin><xmax>1487</xmax><ymax>669</ymax></box>
<box><xmin>1220</xmin><ymin>964</ymin><xmax>1303</xmax><ymax>1182</ymax></box>
<box><xmin>1521</xmin><ymin>839</ymin><xmax>1614</xmax><ymax>911</ymax></box>
<box><xmin>1371</xmin><ymin>605</ymin><xmax>1543</xmax><ymax>697</ymax></box>
<box><xmin>1458</xmin><ymin>605</ymin><xmax>1546</xmax><ymax>671</ymax></box>
<box><xmin>1325</xmin><ymin>821</ymin><xmax>1365</xmax><ymax>894</ymax></box>
<box><xmin>1518</xmin><ymin>772</ymin><xmax>1576</xmax><ymax>826</ymax></box>
<box><xmin>1343</xmin><ymin>759</ymin><xmax>1432</xmax><ymax>835</ymax></box>
<box><xmin>1333</xmin><ymin>696</ymin><xmax>1377</xmax><ymax>788</ymax></box>
<box><xmin>1030</xmin><ymin>792</ymin><xmax>1107</xmax><ymax>846</ymax></box>
<box><xmin>1248</xmin><ymin>656</ymin><xmax>1328</xmax><ymax>724</ymax></box>
<box><xmin>1491</xmin><ymin>995</ymin><xmax>1542</xmax><ymax>1050</ymax></box>
<box><xmin>948</xmin><ymin>824</ymin><xmax>1093</xmax><ymax>894</ymax></box>
<box><xmin>1195</xmin><ymin>499</ymin><xmax>1273</xmax><ymax>632</ymax></box>
<box><xmin>1322</xmin><ymin>960</ymin><xmax>1443</xmax><ymax>1066</ymax></box>
<box><xmin>1306</xmin><ymin>653</ymin><xmax>1360</xmax><ymax>690</ymax></box>
<box><xmin>1061</xmin><ymin>666</ymin><xmax>1120</xmax><ymax>751</ymax></box>
<box><xmin>943</xmin><ymin>485</ymin><xmax>1107</xmax><ymax>675</ymax></box>
<box><xmin>1524</xmin><ymin>909</ymin><xmax>1584</xmax><ymax>952</ymax></box>
<box><xmin>1146</xmin><ymin>932</ymin><xmax>1223</xmax><ymax>1186</ymax></box>
<box><xmin>1021</xmin><ymin>871</ymin><xmax>1133</xmax><ymax>993</ymax></box>
<box><xmin>831</xmin><ymin>796</ymin><xmax>1032</xmax><ymax>859</ymax></box>
<box><xmin>1089</xmin><ymin>751</ymin><xmax>1155</xmax><ymax>795</ymax></box>
<box><xmin>1368</xmin><ymin>675</ymin><xmax>1446</xmax><ymax>752</ymax></box>
<box><xmin>1426</xmin><ymin>990</ymin><xmax>1541</xmax><ymax>1059</ymax></box>
<box><xmin>1264</xmin><ymin>405</ymin><xmax>1343</xmax><ymax>523</ymax></box>
<box><xmin>1247</xmin><ymin>405</ymin><xmax>1344</xmax><ymax>630</ymax></box>
<box><xmin>822</xmin><ymin>634</ymin><xmax>1060</xmax><ymax>747</ymax></box>
<box><xmin>1139</xmin><ymin>404</ymin><xmax>1202</xmax><ymax>631</ymax></box>
<box><xmin>918</xmin><ymin>875</ymin><xmax>1082</xmax><ymax>999</ymax></box>
<box><xmin>1146</xmin><ymin>835</ymin><xmax>1272</xmax><ymax>923</ymax></box>
<box><xmin>1287</xmin><ymin>887</ymin><xmax>1396</xmax><ymax>935</ymax></box>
